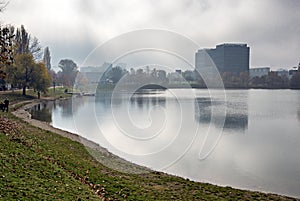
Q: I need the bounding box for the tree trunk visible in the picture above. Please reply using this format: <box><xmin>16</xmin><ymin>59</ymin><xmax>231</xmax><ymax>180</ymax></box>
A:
<box><xmin>37</xmin><ymin>91</ymin><xmax>40</xmax><ymax>99</ymax></box>
<box><xmin>22</xmin><ymin>86</ymin><xmax>26</xmax><ymax>96</ymax></box>
<box><xmin>53</xmin><ymin>81</ymin><xmax>56</xmax><ymax>92</ymax></box>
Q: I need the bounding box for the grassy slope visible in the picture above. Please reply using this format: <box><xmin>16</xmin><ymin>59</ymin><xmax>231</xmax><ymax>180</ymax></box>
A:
<box><xmin>0</xmin><ymin>93</ymin><xmax>298</xmax><ymax>200</ymax></box>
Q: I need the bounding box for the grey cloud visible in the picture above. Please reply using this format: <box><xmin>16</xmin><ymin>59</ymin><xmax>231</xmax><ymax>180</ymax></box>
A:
<box><xmin>2</xmin><ymin>0</ymin><xmax>300</xmax><ymax>69</ymax></box>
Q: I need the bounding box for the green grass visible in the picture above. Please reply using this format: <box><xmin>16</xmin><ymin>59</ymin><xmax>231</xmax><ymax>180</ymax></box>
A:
<box><xmin>0</xmin><ymin>92</ymin><xmax>35</xmax><ymax>104</ymax></box>
<box><xmin>0</xmin><ymin>131</ymin><xmax>99</xmax><ymax>200</ymax></box>
<box><xmin>0</xmin><ymin>97</ymin><xmax>298</xmax><ymax>200</ymax></box>
<box><xmin>26</xmin><ymin>87</ymin><xmax>72</xmax><ymax>99</ymax></box>
<box><xmin>0</xmin><ymin>88</ymin><xmax>71</xmax><ymax>102</ymax></box>
<box><xmin>45</xmin><ymin>87</ymin><xmax>72</xmax><ymax>99</ymax></box>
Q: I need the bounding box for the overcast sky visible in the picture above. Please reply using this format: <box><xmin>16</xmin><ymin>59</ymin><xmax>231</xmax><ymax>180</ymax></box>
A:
<box><xmin>1</xmin><ymin>0</ymin><xmax>299</xmax><ymax>70</ymax></box>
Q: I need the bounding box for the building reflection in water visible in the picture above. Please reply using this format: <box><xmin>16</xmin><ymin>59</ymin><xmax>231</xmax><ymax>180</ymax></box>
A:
<box><xmin>194</xmin><ymin>96</ymin><xmax>248</xmax><ymax>132</ymax></box>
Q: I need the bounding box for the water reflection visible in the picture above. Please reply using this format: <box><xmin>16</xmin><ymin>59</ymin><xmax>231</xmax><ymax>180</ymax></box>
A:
<box><xmin>31</xmin><ymin>90</ymin><xmax>248</xmax><ymax>131</ymax></box>
<box><xmin>28</xmin><ymin>89</ymin><xmax>300</xmax><ymax>198</ymax></box>
<box><xmin>130</xmin><ymin>95</ymin><xmax>166</xmax><ymax>108</ymax></box>
<box><xmin>29</xmin><ymin>102</ymin><xmax>52</xmax><ymax>123</ymax></box>
<box><xmin>57</xmin><ymin>99</ymin><xmax>73</xmax><ymax>117</ymax></box>
<box><xmin>194</xmin><ymin>96</ymin><xmax>248</xmax><ymax>131</ymax></box>
<box><xmin>58</xmin><ymin>97</ymin><xmax>87</xmax><ymax>117</ymax></box>
<box><xmin>96</xmin><ymin>89</ymin><xmax>166</xmax><ymax>109</ymax></box>
<box><xmin>96</xmin><ymin>91</ymin><xmax>114</xmax><ymax>105</ymax></box>
<box><xmin>29</xmin><ymin>97</ymin><xmax>89</xmax><ymax>122</ymax></box>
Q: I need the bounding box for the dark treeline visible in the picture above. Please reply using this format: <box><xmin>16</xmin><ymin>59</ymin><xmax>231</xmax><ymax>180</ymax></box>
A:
<box><xmin>91</xmin><ymin>65</ymin><xmax>300</xmax><ymax>90</ymax></box>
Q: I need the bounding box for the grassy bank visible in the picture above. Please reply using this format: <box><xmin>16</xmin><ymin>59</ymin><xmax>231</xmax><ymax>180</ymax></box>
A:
<box><xmin>0</xmin><ymin>93</ymin><xmax>298</xmax><ymax>200</ymax></box>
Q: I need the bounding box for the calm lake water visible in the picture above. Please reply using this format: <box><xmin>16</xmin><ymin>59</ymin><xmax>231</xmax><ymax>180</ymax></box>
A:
<box><xmin>29</xmin><ymin>89</ymin><xmax>300</xmax><ymax>198</ymax></box>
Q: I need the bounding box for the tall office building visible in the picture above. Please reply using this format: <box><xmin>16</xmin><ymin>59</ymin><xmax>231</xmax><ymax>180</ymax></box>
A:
<box><xmin>195</xmin><ymin>43</ymin><xmax>250</xmax><ymax>74</ymax></box>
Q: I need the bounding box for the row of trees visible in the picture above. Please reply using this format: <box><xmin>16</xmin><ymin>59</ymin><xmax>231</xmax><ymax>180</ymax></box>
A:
<box><xmin>0</xmin><ymin>24</ymin><xmax>51</xmax><ymax>97</ymax></box>
<box><xmin>0</xmin><ymin>1</ymin><xmax>80</xmax><ymax>93</ymax></box>
<box><xmin>97</xmin><ymin>66</ymin><xmax>300</xmax><ymax>89</ymax></box>
<box><xmin>122</xmin><ymin>67</ymin><xmax>168</xmax><ymax>85</ymax></box>
<box><xmin>0</xmin><ymin>20</ymin><xmax>81</xmax><ymax>97</ymax></box>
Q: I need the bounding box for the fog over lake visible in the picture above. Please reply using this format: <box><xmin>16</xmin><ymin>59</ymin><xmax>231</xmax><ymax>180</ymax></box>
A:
<box><xmin>30</xmin><ymin>89</ymin><xmax>300</xmax><ymax>198</ymax></box>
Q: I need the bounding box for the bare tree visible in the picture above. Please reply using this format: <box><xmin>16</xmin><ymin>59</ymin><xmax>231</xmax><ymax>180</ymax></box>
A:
<box><xmin>30</xmin><ymin>37</ymin><xmax>42</xmax><ymax>60</ymax></box>
<box><xmin>15</xmin><ymin>25</ymin><xmax>42</xmax><ymax>60</ymax></box>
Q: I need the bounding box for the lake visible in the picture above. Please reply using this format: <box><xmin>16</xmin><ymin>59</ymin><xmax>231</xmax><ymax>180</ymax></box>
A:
<box><xmin>29</xmin><ymin>89</ymin><xmax>300</xmax><ymax>198</ymax></box>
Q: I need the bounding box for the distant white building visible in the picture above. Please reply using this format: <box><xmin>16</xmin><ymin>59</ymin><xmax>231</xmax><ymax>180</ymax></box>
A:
<box><xmin>249</xmin><ymin>67</ymin><xmax>270</xmax><ymax>78</ymax></box>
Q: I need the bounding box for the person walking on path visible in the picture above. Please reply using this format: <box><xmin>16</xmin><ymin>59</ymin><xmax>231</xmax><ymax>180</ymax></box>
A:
<box><xmin>4</xmin><ymin>98</ymin><xmax>9</xmax><ymax>112</ymax></box>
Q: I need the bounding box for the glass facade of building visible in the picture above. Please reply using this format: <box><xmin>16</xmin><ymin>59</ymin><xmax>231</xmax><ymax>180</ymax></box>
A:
<box><xmin>195</xmin><ymin>44</ymin><xmax>250</xmax><ymax>74</ymax></box>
